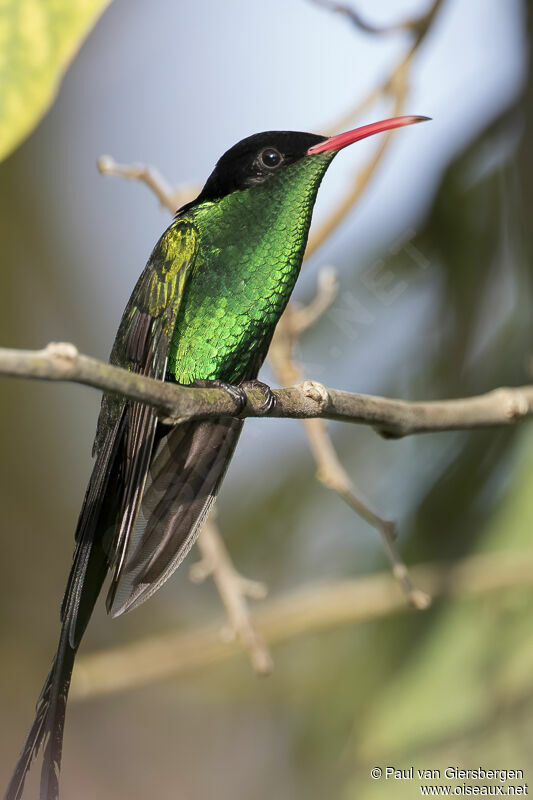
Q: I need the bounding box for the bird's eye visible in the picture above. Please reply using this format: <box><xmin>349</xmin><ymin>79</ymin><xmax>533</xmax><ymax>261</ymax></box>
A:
<box><xmin>259</xmin><ymin>147</ymin><xmax>282</xmax><ymax>168</ymax></box>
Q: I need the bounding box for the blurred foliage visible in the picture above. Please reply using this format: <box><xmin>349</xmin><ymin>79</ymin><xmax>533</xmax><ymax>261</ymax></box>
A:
<box><xmin>342</xmin><ymin>430</ymin><xmax>533</xmax><ymax>799</ymax></box>
<box><xmin>0</xmin><ymin>0</ymin><xmax>110</xmax><ymax>162</ymax></box>
<box><xmin>402</xmin><ymin>107</ymin><xmax>530</xmax><ymax>564</ymax></box>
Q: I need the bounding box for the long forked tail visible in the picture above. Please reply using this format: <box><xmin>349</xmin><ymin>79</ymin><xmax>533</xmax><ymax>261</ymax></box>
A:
<box><xmin>4</xmin><ymin>540</ymin><xmax>108</xmax><ymax>800</ymax></box>
<box><xmin>5</xmin><ymin>627</ymin><xmax>76</xmax><ymax>800</ymax></box>
<box><xmin>5</xmin><ymin>413</ymin><xmax>125</xmax><ymax>800</ymax></box>
<box><xmin>5</xmin><ymin>413</ymin><xmax>243</xmax><ymax>798</ymax></box>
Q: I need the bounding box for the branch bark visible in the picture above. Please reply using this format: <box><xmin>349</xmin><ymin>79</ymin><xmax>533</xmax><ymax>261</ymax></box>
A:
<box><xmin>1</xmin><ymin>342</ymin><xmax>531</xmax><ymax>438</ymax></box>
<box><xmin>189</xmin><ymin>517</ymin><xmax>272</xmax><ymax>675</ymax></box>
<box><xmin>307</xmin><ymin>0</ymin><xmax>442</xmax><ymax>37</ymax></box>
<box><xmin>71</xmin><ymin>549</ymin><xmax>533</xmax><ymax>700</ymax></box>
<box><xmin>97</xmin><ymin>155</ymin><xmax>197</xmax><ymax>212</ymax></box>
<box><xmin>270</xmin><ymin>306</ymin><xmax>430</xmax><ymax>609</ymax></box>
<box><xmin>304</xmin><ymin>0</ymin><xmax>443</xmax><ymax>257</ymax></box>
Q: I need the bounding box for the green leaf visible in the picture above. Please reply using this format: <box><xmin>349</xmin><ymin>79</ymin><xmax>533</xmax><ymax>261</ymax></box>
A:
<box><xmin>0</xmin><ymin>0</ymin><xmax>111</xmax><ymax>162</ymax></box>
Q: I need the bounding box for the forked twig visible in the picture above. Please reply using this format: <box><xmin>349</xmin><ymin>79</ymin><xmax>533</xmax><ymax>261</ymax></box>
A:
<box><xmin>97</xmin><ymin>155</ymin><xmax>197</xmax><ymax>213</ymax></box>
<box><xmin>270</xmin><ymin>308</ymin><xmax>430</xmax><ymax>609</ymax></box>
<box><xmin>307</xmin><ymin>0</ymin><xmax>439</xmax><ymax>37</ymax></box>
<box><xmin>72</xmin><ymin>549</ymin><xmax>533</xmax><ymax>699</ymax></box>
<box><xmin>190</xmin><ymin>517</ymin><xmax>272</xmax><ymax>675</ymax></box>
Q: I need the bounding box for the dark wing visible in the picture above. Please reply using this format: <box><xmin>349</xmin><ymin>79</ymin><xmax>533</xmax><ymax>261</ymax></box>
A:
<box><xmin>99</xmin><ymin>217</ymin><xmax>199</xmax><ymax>613</ymax></box>
<box><xmin>108</xmin><ymin>416</ymin><xmax>244</xmax><ymax>616</ymax></box>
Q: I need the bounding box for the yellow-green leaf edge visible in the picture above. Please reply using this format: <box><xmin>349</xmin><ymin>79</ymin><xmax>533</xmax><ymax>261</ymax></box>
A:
<box><xmin>0</xmin><ymin>0</ymin><xmax>111</xmax><ymax>163</ymax></box>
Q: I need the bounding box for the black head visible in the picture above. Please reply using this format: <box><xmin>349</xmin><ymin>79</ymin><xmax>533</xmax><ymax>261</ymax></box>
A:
<box><xmin>180</xmin><ymin>117</ymin><xmax>430</xmax><ymax>213</ymax></box>
<box><xmin>183</xmin><ymin>131</ymin><xmax>327</xmax><ymax>210</ymax></box>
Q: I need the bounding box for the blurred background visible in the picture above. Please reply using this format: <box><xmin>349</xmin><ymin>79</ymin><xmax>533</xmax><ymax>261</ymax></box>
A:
<box><xmin>1</xmin><ymin>0</ymin><xmax>532</xmax><ymax>797</ymax></box>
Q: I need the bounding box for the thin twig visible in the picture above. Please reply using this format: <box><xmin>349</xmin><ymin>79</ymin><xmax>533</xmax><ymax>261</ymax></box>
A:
<box><xmin>0</xmin><ymin>342</ymin><xmax>531</xmax><ymax>435</ymax></box>
<box><xmin>307</xmin><ymin>0</ymin><xmax>438</xmax><ymax>37</ymax></box>
<box><xmin>304</xmin><ymin>0</ymin><xmax>443</xmax><ymax>259</ymax></box>
<box><xmin>289</xmin><ymin>267</ymin><xmax>339</xmax><ymax>335</ymax></box>
<box><xmin>320</xmin><ymin>0</ymin><xmax>443</xmax><ymax>137</ymax></box>
<box><xmin>273</xmin><ymin>0</ymin><xmax>441</xmax><ymax>605</ymax></box>
<box><xmin>97</xmin><ymin>155</ymin><xmax>197</xmax><ymax>213</ymax></box>
<box><xmin>270</xmin><ymin>310</ymin><xmax>430</xmax><ymax>608</ymax></box>
<box><xmin>190</xmin><ymin>517</ymin><xmax>272</xmax><ymax>675</ymax></box>
<box><xmin>71</xmin><ymin>549</ymin><xmax>533</xmax><ymax>700</ymax></box>
<box><xmin>305</xmin><ymin>66</ymin><xmax>408</xmax><ymax>258</ymax></box>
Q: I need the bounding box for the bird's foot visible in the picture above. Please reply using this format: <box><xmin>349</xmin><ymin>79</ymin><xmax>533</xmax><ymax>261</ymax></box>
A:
<box><xmin>192</xmin><ymin>378</ymin><xmax>247</xmax><ymax>414</ymax></box>
<box><xmin>240</xmin><ymin>379</ymin><xmax>277</xmax><ymax>416</ymax></box>
<box><xmin>191</xmin><ymin>378</ymin><xmax>277</xmax><ymax>417</ymax></box>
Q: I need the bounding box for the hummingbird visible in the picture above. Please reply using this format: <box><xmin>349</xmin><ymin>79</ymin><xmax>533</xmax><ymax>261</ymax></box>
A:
<box><xmin>5</xmin><ymin>114</ymin><xmax>427</xmax><ymax>800</ymax></box>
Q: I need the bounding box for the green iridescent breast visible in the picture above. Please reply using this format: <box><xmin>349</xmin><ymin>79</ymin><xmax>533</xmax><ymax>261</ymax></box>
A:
<box><xmin>167</xmin><ymin>151</ymin><xmax>335</xmax><ymax>385</ymax></box>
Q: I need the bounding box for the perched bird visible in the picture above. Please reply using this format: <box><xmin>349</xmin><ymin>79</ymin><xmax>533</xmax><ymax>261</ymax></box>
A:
<box><xmin>5</xmin><ymin>115</ymin><xmax>427</xmax><ymax>800</ymax></box>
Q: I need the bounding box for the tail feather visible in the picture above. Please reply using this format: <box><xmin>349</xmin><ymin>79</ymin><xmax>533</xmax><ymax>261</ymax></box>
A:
<box><xmin>4</xmin><ymin>648</ymin><xmax>70</xmax><ymax>800</ymax></box>
<box><xmin>4</xmin><ymin>555</ymin><xmax>99</xmax><ymax>800</ymax></box>
<box><xmin>38</xmin><ymin>635</ymin><xmax>75</xmax><ymax>800</ymax></box>
<box><xmin>5</xmin><ymin>414</ymin><xmax>125</xmax><ymax>800</ymax></box>
<box><xmin>108</xmin><ymin>417</ymin><xmax>243</xmax><ymax>616</ymax></box>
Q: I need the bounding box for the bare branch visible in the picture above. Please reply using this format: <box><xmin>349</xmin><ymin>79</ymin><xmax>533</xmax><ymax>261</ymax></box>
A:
<box><xmin>304</xmin><ymin>0</ymin><xmax>443</xmax><ymax>258</ymax></box>
<box><xmin>289</xmin><ymin>267</ymin><xmax>339</xmax><ymax>335</ymax></box>
<box><xmin>302</xmin><ymin>415</ymin><xmax>430</xmax><ymax>609</ymax></box>
<box><xmin>321</xmin><ymin>0</ymin><xmax>443</xmax><ymax>137</ymax></box>
<box><xmin>71</xmin><ymin>549</ymin><xmax>533</xmax><ymax>700</ymax></box>
<box><xmin>306</xmin><ymin>0</ymin><xmax>432</xmax><ymax>36</ymax></box>
<box><xmin>1</xmin><ymin>342</ymin><xmax>531</xmax><ymax>436</ymax></box>
<box><xmin>97</xmin><ymin>155</ymin><xmax>197</xmax><ymax>214</ymax></box>
<box><xmin>190</xmin><ymin>517</ymin><xmax>272</xmax><ymax>675</ymax></box>
<box><xmin>270</xmin><ymin>312</ymin><xmax>429</xmax><ymax>607</ymax></box>
<box><xmin>305</xmin><ymin>66</ymin><xmax>408</xmax><ymax>258</ymax></box>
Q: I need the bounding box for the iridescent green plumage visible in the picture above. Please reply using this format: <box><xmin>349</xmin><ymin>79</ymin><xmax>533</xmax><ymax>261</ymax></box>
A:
<box><xmin>169</xmin><ymin>151</ymin><xmax>334</xmax><ymax>383</ymax></box>
<box><xmin>94</xmin><ymin>217</ymin><xmax>198</xmax><ymax>454</ymax></box>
